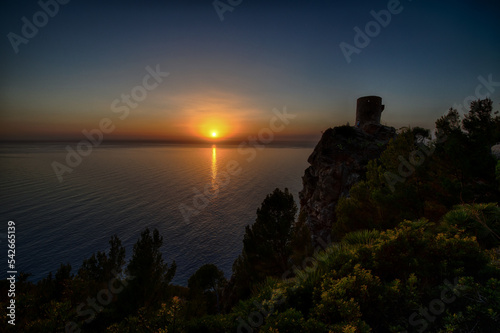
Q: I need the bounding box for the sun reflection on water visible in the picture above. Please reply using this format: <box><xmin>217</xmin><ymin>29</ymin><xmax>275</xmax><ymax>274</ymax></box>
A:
<box><xmin>211</xmin><ymin>144</ymin><xmax>217</xmax><ymax>188</ymax></box>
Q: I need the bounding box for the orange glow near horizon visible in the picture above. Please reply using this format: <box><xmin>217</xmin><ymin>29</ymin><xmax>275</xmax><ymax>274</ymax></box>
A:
<box><xmin>156</xmin><ymin>90</ymin><xmax>269</xmax><ymax>142</ymax></box>
<box><xmin>196</xmin><ymin>119</ymin><xmax>232</xmax><ymax>141</ymax></box>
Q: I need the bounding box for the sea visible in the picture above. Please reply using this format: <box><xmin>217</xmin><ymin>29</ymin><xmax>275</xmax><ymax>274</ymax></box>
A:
<box><xmin>0</xmin><ymin>143</ymin><xmax>313</xmax><ymax>285</ymax></box>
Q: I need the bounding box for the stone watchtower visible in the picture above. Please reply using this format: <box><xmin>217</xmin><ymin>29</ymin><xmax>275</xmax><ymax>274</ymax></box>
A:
<box><xmin>355</xmin><ymin>96</ymin><xmax>384</xmax><ymax>129</ymax></box>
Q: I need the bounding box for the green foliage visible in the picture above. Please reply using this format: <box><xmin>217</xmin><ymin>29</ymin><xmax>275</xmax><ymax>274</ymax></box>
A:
<box><xmin>335</xmin><ymin>100</ymin><xmax>500</xmax><ymax>241</ymax></box>
<box><xmin>246</xmin><ymin>187</ymin><xmax>297</xmax><ymax>274</ymax></box>
<box><xmin>334</xmin><ymin>127</ymin><xmax>434</xmax><ymax>240</ymax></box>
<box><xmin>496</xmin><ymin>160</ymin><xmax>500</xmax><ymax>189</ymax></box>
<box><xmin>334</xmin><ymin>179</ymin><xmax>379</xmax><ymax>240</ymax></box>
<box><xmin>23</xmin><ymin>300</ymin><xmax>74</xmax><ymax>332</ymax></box>
<box><xmin>261</xmin><ymin>308</ymin><xmax>327</xmax><ymax>333</ymax></box>
<box><xmin>442</xmin><ymin>203</ymin><xmax>500</xmax><ymax>248</ymax></box>
<box><xmin>434</xmin><ymin>101</ymin><xmax>499</xmax><ymax>197</ymax></box>
<box><xmin>188</xmin><ymin>264</ymin><xmax>226</xmax><ymax>294</ymax></box>
<box><xmin>123</xmin><ymin>228</ymin><xmax>177</xmax><ymax>311</ymax></box>
<box><xmin>184</xmin><ymin>314</ymin><xmax>233</xmax><ymax>333</ymax></box>
<box><xmin>290</xmin><ymin>209</ymin><xmax>314</xmax><ymax>266</ymax></box>
<box><xmin>229</xmin><ymin>220</ymin><xmax>500</xmax><ymax>332</ymax></box>
<box><xmin>315</xmin><ymin>264</ymin><xmax>381</xmax><ymax>329</ymax></box>
<box><xmin>439</xmin><ymin>277</ymin><xmax>500</xmax><ymax>332</ymax></box>
<box><xmin>188</xmin><ymin>264</ymin><xmax>227</xmax><ymax>315</ymax></box>
<box><xmin>78</xmin><ymin>235</ymin><xmax>125</xmax><ymax>283</ymax></box>
<box><xmin>341</xmin><ymin>229</ymin><xmax>380</xmax><ymax>246</ymax></box>
<box><xmin>462</xmin><ymin>98</ymin><xmax>499</xmax><ymax>145</ymax></box>
<box><xmin>106</xmin><ymin>296</ymin><xmax>184</xmax><ymax>333</ymax></box>
<box><xmin>54</xmin><ymin>263</ymin><xmax>72</xmax><ymax>299</ymax></box>
<box><xmin>230</xmin><ymin>188</ymin><xmax>297</xmax><ymax>302</ymax></box>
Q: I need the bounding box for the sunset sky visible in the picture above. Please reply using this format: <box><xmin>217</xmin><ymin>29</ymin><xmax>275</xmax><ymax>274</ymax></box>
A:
<box><xmin>1</xmin><ymin>0</ymin><xmax>499</xmax><ymax>143</ymax></box>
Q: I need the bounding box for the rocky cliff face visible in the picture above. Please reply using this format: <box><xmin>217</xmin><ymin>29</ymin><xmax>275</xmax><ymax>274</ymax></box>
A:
<box><xmin>299</xmin><ymin>124</ymin><xmax>396</xmax><ymax>244</ymax></box>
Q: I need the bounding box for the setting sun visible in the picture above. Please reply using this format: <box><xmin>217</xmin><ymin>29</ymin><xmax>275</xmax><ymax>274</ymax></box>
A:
<box><xmin>194</xmin><ymin>117</ymin><xmax>234</xmax><ymax>141</ymax></box>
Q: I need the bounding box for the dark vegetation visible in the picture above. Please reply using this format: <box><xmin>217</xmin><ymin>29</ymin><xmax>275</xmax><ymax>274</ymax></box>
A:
<box><xmin>1</xmin><ymin>99</ymin><xmax>500</xmax><ymax>332</ymax></box>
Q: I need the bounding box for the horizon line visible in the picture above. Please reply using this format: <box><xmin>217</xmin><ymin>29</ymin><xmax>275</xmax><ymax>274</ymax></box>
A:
<box><xmin>0</xmin><ymin>138</ymin><xmax>318</xmax><ymax>147</ymax></box>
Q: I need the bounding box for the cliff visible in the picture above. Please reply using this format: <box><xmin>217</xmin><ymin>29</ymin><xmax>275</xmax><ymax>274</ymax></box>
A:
<box><xmin>299</xmin><ymin>123</ymin><xmax>396</xmax><ymax>244</ymax></box>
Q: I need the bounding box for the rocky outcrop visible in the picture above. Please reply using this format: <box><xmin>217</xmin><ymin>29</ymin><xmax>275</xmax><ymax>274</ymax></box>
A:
<box><xmin>299</xmin><ymin>124</ymin><xmax>396</xmax><ymax>244</ymax></box>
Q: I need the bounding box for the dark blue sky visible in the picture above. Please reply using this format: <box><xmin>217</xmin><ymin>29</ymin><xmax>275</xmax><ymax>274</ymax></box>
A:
<box><xmin>1</xmin><ymin>0</ymin><xmax>500</xmax><ymax>141</ymax></box>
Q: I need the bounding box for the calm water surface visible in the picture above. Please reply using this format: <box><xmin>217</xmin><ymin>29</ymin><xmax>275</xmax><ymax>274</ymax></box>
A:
<box><xmin>0</xmin><ymin>143</ymin><xmax>311</xmax><ymax>285</ymax></box>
